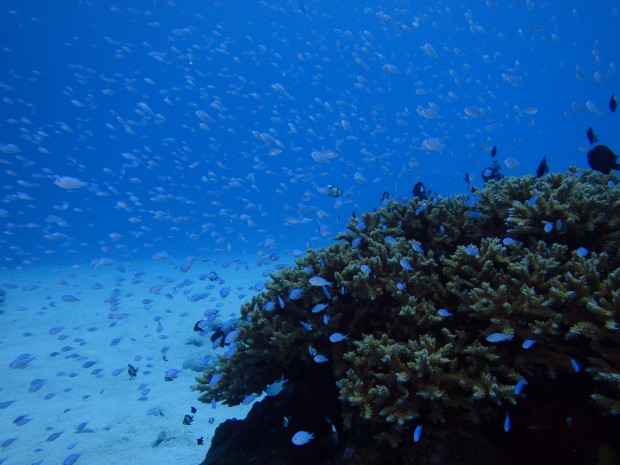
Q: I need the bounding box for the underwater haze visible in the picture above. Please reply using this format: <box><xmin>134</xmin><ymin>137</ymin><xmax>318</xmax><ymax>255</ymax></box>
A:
<box><xmin>1</xmin><ymin>0</ymin><xmax>618</xmax><ymax>269</ymax></box>
<box><xmin>0</xmin><ymin>2</ymin><xmax>619</xmax><ymax>465</ymax></box>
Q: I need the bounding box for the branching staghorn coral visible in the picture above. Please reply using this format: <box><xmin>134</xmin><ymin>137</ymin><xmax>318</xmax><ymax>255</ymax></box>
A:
<box><xmin>194</xmin><ymin>167</ymin><xmax>620</xmax><ymax>457</ymax></box>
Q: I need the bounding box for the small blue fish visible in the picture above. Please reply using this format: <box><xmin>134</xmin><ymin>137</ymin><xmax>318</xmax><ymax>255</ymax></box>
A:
<box><xmin>46</xmin><ymin>431</ymin><xmax>63</xmax><ymax>442</ymax></box>
<box><xmin>164</xmin><ymin>369</ymin><xmax>181</xmax><ymax>382</ymax></box>
<box><xmin>360</xmin><ymin>264</ymin><xmax>371</xmax><ymax>275</ymax></box>
<box><xmin>504</xmin><ymin>413</ymin><xmax>510</xmax><ymax>432</ymax></box>
<box><xmin>309</xmin><ymin>276</ymin><xmax>333</xmax><ymax>287</ymax></box>
<box><xmin>399</xmin><ymin>259</ymin><xmax>414</xmax><ymax>271</ymax></box>
<box><xmin>486</xmin><ymin>332</ymin><xmax>513</xmax><ymax>343</ymax></box>
<box><xmin>311</xmin><ymin>303</ymin><xmax>329</xmax><ymax>313</ymax></box>
<box><xmin>439</xmin><ymin>224</ymin><xmax>445</xmax><ymax>234</ymax></box>
<box><xmin>209</xmin><ymin>373</ymin><xmax>222</xmax><ymax>385</ymax></box>
<box><xmin>289</xmin><ymin>288</ymin><xmax>303</xmax><ymax>300</ymax></box>
<box><xmin>502</xmin><ymin>237</ymin><xmax>517</xmax><ymax>246</ymax></box>
<box><xmin>242</xmin><ymin>394</ymin><xmax>258</xmax><ymax>405</ymax></box>
<box><xmin>385</xmin><ymin>235</ymin><xmax>396</xmax><ymax>245</ymax></box>
<box><xmin>527</xmin><ymin>195</ymin><xmax>539</xmax><ymax>206</ymax></box>
<box><xmin>313</xmin><ymin>354</ymin><xmax>329</xmax><ymax>363</ymax></box>
<box><xmin>9</xmin><ymin>353</ymin><xmax>36</xmax><ymax>369</ymax></box>
<box><xmin>351</xmin><ymin>237</ymin><xmax>362</xmax><ymax>248</ymax></box>
<box><xmin>396</xmin><ymin>282</ymin><xmax>406</xmax><ymax>291</ymax></box>
<box><xmin>522</xmin><ymin>339</ymin><xmax>536</xmax><ymax>349</ymax></box>
<box><xmin>576</xmin><ymin>247</ymin><xmax>589</xmax><ymax>257</ymax></box>
<box><xmin>0</xmin><ymin>400</ymin><xmax>15</xmax><ymax>409</ymax></box>
<box><xmin>13</xmin><ymin>415</ymin><xmax>31</xmax><ymax>426</ymax></box>
<box><xmin>437</xmin><ymin>308</ymin><xmax>453</xmax><ymax>317</ymax></box>
<box><xmin>265</xmin><ymin>376</ymin><xmax>288</xmax><ymax>396</ymax></box>
<box><xmin>543</xmin><ymin>222</ymin><xmax>554</xmax><ymax>233</ymax></box>
<box><xmin>415</xmin><ymin>204</ymin><xmax>428</xmax><ymax>215</ymax></box>
<box><xmin>299</xmin><ymin>321</ymin><xmax>313</xmax><ymax>331</ymax></box>
<box><xmin>62</xmin><ymin>453</ymin><xmax>80</xmax><ymax>465</ymax></box>
<box><xmin>571</xmin><ymin>358</ymin><xmax>581</xmax><ymax>372</ymax></box>
<box><xmin>264</xmin><ymin>301</ymin><xmax>276</xmax><ymax>312</ymax></box>
<box><xmin>1</xmin><ymin>437</ymin><xmax>17</xmax><ymax>447</ymax></box>
<box><xmin>413</xmin><ymin>424</ymin><xmax>423</xmax><ymax>443</ymax></box>
<box><xmin>291</xmin><ymin>431</ymin><xmax>314</xmax><ymax>446</ymax></box>
<box><xmin>28</xmin><ymin>379</ymin><xmax>46</xmax><ymax>392</ymax></box>
<box><xmin>411</xmin><ymin>243</ymin><xmax>424</xmax><ymax>253</ymax></box>
<box><xmin>467</xmin><ymin>211</ymin><xmax>481</xmax><ymax>219</ymax></box>
<box><xmin>514</xmin><ymin>378</ymin><xmax>528</xmax><ymax>395</ymax></box>
<box><xmin>277</xmin><ymin>294</ymin><xmax>285</xmax><ymax>309</ymax></box>
<box><xmin>329</xmin><ymin>333</ymin><xmax>348</xmax><ymax>343</ymax></box>
<box><xmin>323</xmin><ymin>314</ymin><xmax>330</xmax><ymax>325</ymax></box>
<box><xmin>322</xmin><ymin>285</ymin><xmax>331</xmax><ymax>299</ymax></box>
<box><xmin>75</xmin><ymin>421</ymin><xmax>89</xmax><ymax>431</ymax></box>
<box><xmin>465</xmin><ymin>245</ymin><xmax>479</xmax><ymax>256</ymax></box>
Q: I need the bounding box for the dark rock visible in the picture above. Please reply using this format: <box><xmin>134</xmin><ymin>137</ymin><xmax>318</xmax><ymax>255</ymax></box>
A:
<box><xmin>200</xmin><ymin>361</ymin><xmax>343</xmax><ymax>465</ymax></box>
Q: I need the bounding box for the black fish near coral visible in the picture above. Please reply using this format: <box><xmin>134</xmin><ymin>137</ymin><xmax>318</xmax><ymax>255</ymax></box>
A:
<box><xmin>588</xmin><ymin>145</ymin><xmax>620</xmax><ymax>174</ymax></box>
<box><xmin>611</xmin><ymin>94</ymin><xmax>618</xmax><ymax>112</ymax></box>
<box><xmin>536</xmin><ymin>156</ymin><xmax>549</xmax><ymax>178</ymax></box>
<box><xmin>412</xmin><ymin>182</ymin><xmax>428</xmax><ymax>200</ymax></box>
<box><xmin>586</xmin><ymin>127</ymin><xmax>599</xmax><ymax>145</ymax></box>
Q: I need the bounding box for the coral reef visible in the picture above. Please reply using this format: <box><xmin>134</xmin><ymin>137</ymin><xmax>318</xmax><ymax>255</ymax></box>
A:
<box><xmin>194</xmin><ymin>168</ymin><xmax>620</xmax><ymax>463</ymax></box>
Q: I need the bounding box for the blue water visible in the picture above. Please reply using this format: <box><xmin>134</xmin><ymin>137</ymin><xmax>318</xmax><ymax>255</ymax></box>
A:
<box><xmin>1</xmin><ymin>1</ymin><xmax>618</xmax><ymax>269</ymax></box>
<box><xmin>0</xmin><ymin>3</ymin><xmax>619</xmax><ymax>464</ymax></box>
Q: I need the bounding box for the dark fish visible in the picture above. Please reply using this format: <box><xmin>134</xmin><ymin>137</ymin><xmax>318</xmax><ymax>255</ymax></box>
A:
<box><xmin>197</xmin><ymin>437</ymin><xmax>204</xmax><ymax>445</ymax></box>
<box><xmin>325</xmin><ymin>416</ymin><xmax>339</xmax><ymax>446</ymax></box>
<box><xmin>127</xmin><ymin>364</ymin><xmax>138</xmax><ymax>378</ymax></box>
<box><xmin>611</xmin><ymin>95</ymin><xmax>618</xmax><ymax>112</ymax></box>
<box><xmin>481</xmin><ymin>165</ymin><xmax>504</xmax><ymax>183</ymax></box>
<box><xmin>191</xmin><ymin>406</ymin><xmax>197</xmax><ymax>414</ymax></box>
<box><xmin>491</xmin><ymin>145</ymin><xmax>497</xmax><ymax>158</ymax></box>
<box><xmin>380</xmin><ymin>191</ymin><xmax>390</xmax><ymax>201</ymax></box>
<box><xmin>586</xmin><ymin>127</ymin><xmax>599</xmax><ymax>145</ymax></box>
<box><xmin>193</xmin><ymin>320</ymin><xmax>209</xmax><ymax>332</ymax></box>
<box><xmin>588</xmin><ymin>145</ymin><xmax>620</xmax><ymax>174</ymax></box>
<box><xmin>465</xmin><ymin>173</ymin><xmax>471</xmax><ymax>184</ymax></box>
<box><xmin>412</xmin><ymin>182</ymin><xmax>428</xmax><ymax>200</ymax></box>
<box><xmin>536</xmin><ymin>156</ymin><xmax>549</xmax><ymax>178</ymax></box>
<box><xmin>326</xmin><ymin>185</ymin><xmax>341</xmax><ymax>198</ymax></box>
<box><xmin>183</xmin><ymin>414</ymin><xmax>193</xmax><ymax>425</ymax></box>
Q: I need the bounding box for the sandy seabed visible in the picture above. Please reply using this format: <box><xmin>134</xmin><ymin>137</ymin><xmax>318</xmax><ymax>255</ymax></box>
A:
<box><xmin>0</xmin><ymin>256</ymin><xmax>269</xmax><ymax>465</ymax></box>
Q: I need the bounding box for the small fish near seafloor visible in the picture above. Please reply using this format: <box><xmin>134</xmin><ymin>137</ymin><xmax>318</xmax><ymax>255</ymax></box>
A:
<box><xmin>128</xmin><ymin>364</ymin><xmax>138</xmax><ymax>378</ymax></box>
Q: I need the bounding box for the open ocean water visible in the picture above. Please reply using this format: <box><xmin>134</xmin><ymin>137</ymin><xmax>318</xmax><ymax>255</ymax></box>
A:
<box><xmin>0</xmin><ymin>1</ymin><xmax>618</xmax><ymax>464</ymax></box>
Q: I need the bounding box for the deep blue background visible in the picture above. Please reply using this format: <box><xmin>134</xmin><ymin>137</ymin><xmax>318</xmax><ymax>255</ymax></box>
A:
<box><xmin>1</xmin><ymin>1</ymin><xmax>618</xmax><ymax>269</ymax></box>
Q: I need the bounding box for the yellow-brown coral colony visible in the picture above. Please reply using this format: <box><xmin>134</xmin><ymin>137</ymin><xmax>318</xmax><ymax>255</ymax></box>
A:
<box><xmin>195</xmin><ymin>168</ymin><xmax>620</xmax><ymax>458</ymax></box>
